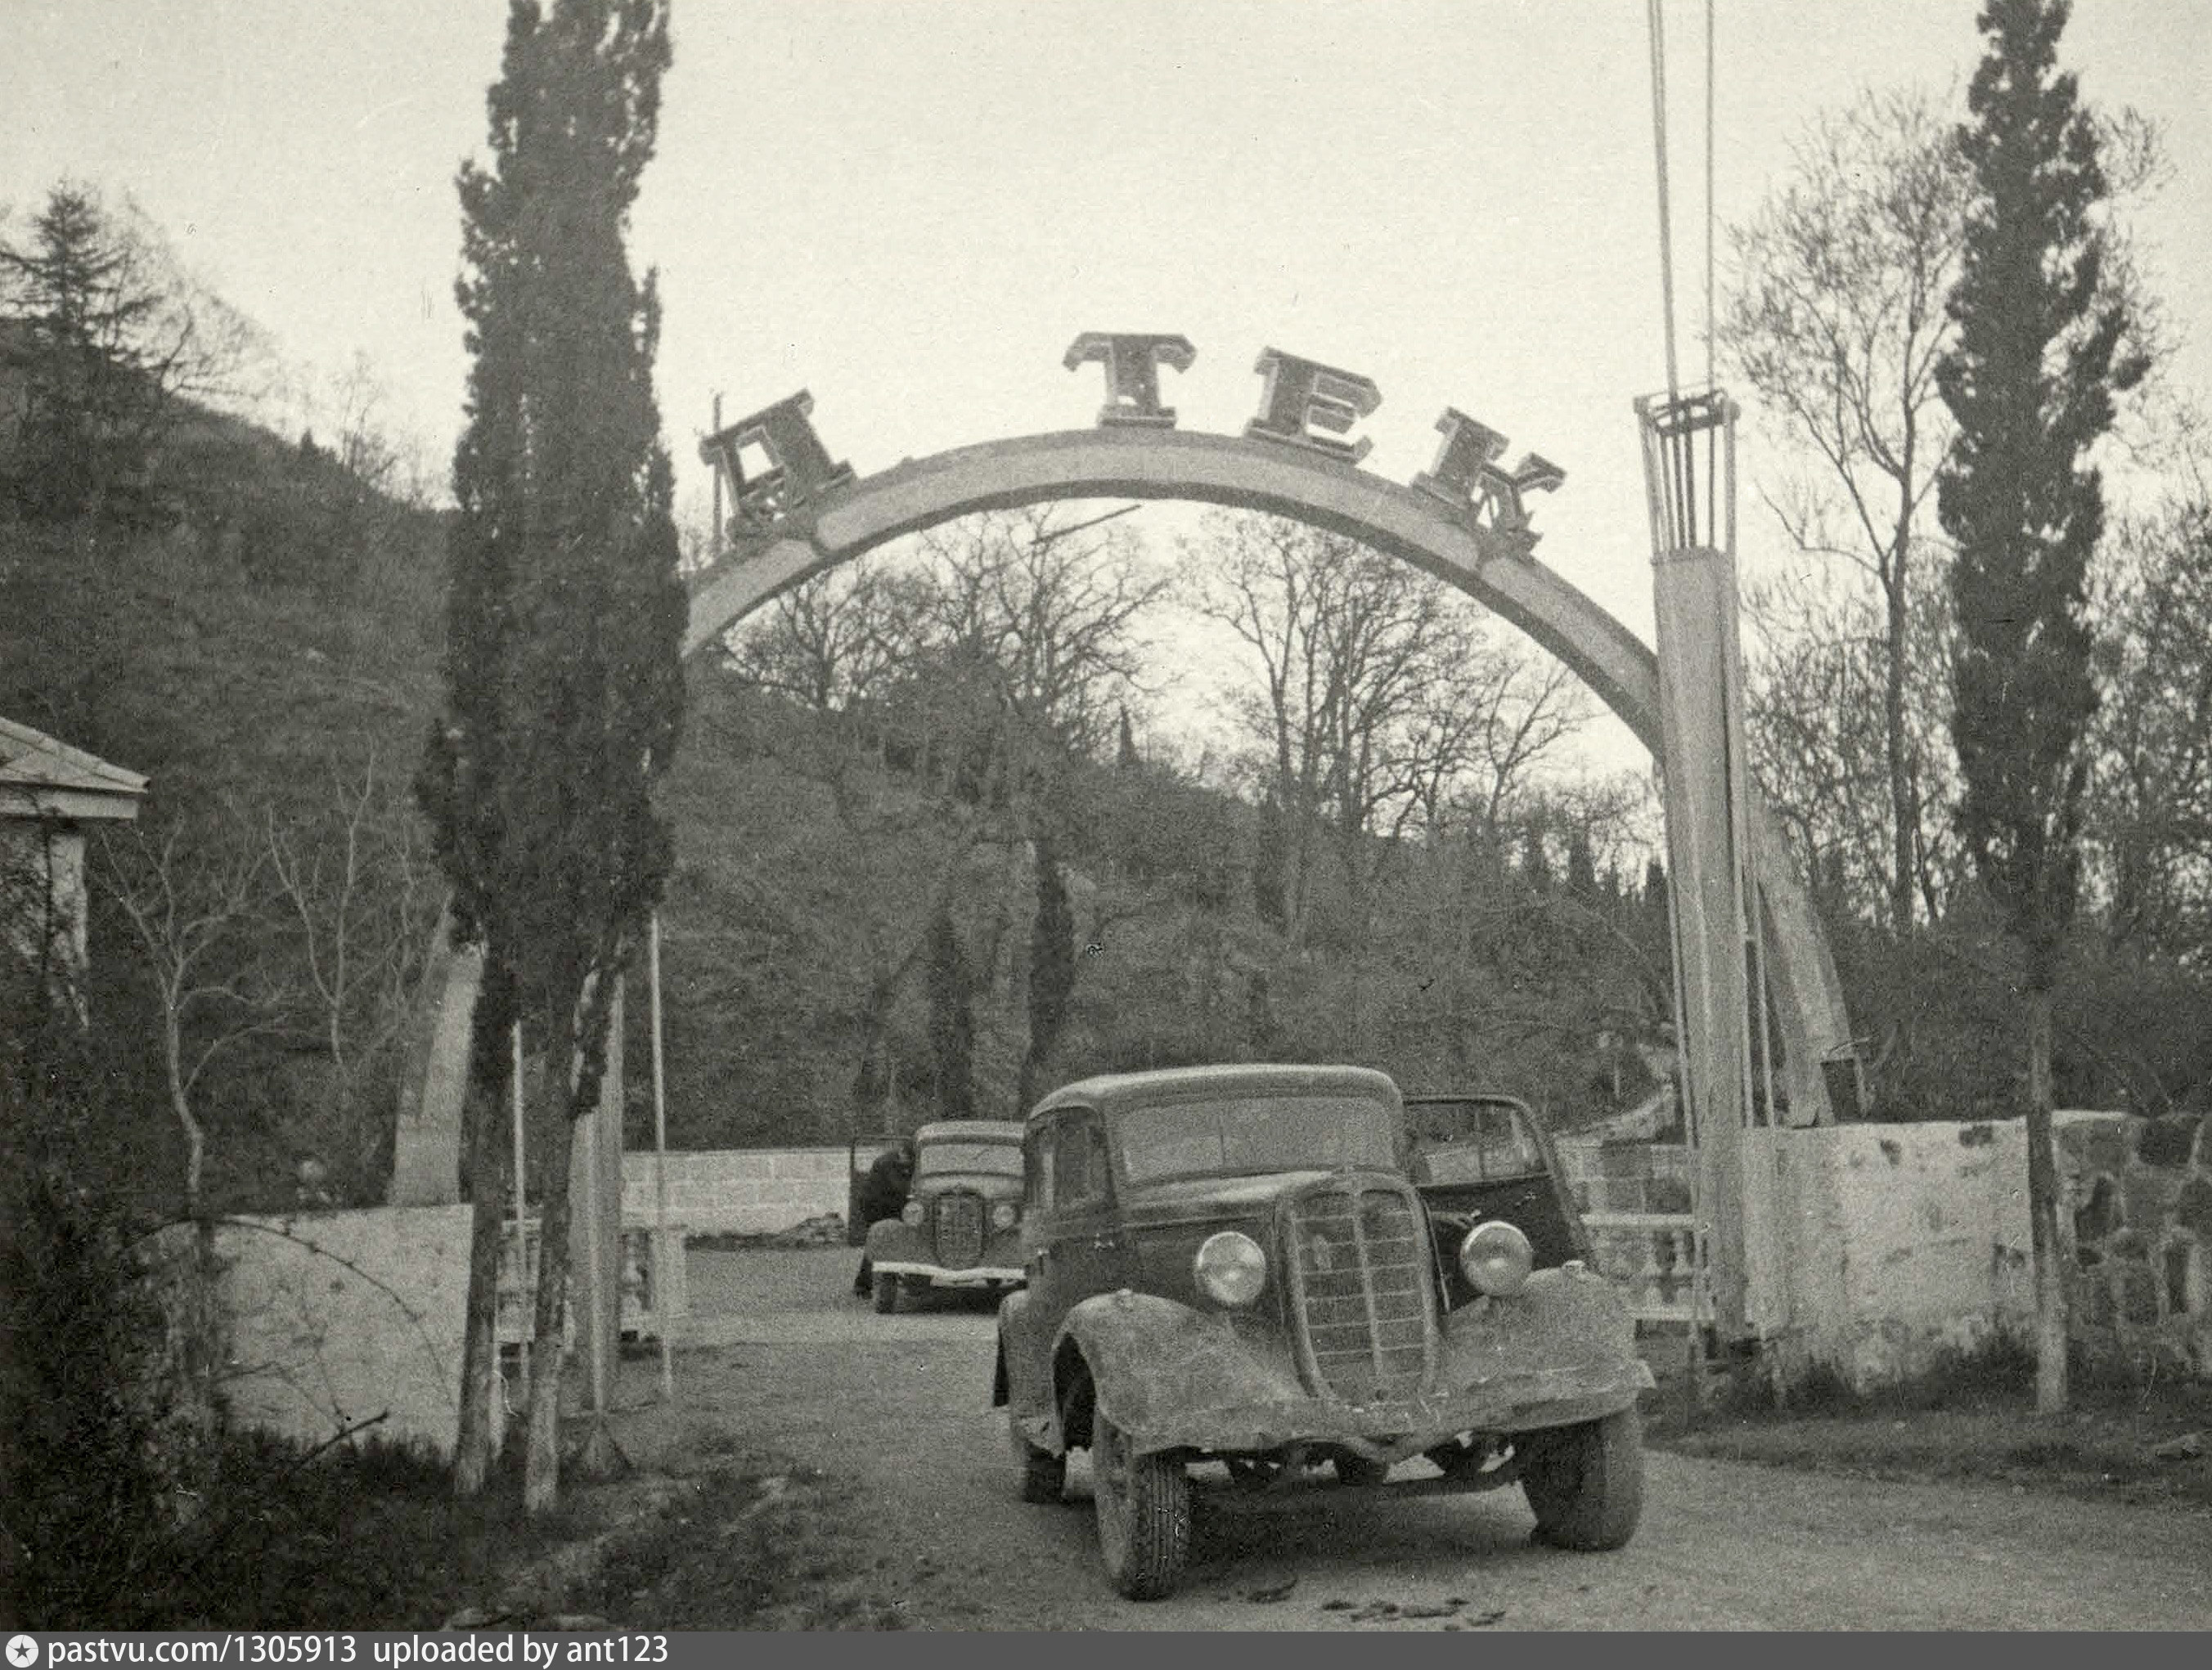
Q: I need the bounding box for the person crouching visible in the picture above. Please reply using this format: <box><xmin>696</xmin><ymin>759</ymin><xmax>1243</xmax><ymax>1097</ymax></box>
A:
<box><xmin>852</xmin><ymin>1136</ymin><xmax>918</xmax><ymax>1298</ymax></box>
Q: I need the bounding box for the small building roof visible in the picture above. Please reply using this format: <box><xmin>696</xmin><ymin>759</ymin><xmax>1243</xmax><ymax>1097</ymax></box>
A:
<box><xmin>0</xmin><ymin>717</ymin><xmax>148</xmax><ymax>824</ymax></box>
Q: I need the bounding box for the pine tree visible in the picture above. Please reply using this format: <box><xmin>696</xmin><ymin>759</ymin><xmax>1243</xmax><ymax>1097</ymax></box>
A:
<box><xmin>1</xmin><ymin>186</ymin><xmax>173</xmax><ymax>520</ymax></box>
<box><xmin>417</xmin><ymin>0</ymin><xmax>683</xmax><ymax>1509</ymax></box>
<box><xmin>1936</xmin><ymin>0</ymin><xmax>2147</xmax><ymax>1413</ymax></box>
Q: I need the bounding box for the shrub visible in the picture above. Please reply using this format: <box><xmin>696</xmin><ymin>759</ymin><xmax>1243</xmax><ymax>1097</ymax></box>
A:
<box><xmin>1</xmin><ymin>1014</ymin><xmax>194</xmax><ymax>1625</ymax></box>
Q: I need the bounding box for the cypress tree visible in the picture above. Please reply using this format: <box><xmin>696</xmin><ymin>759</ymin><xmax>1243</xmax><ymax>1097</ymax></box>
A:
<box><xmin>1936</xmin><ymin>0</ymin><xmax>2147</xmax><ymax>1412</ymax></box>
<box><xmin>1253</xmin><ymin>792</ymin><xmax>1288</xmax><ymax>927</ymax></box>
<box><xmin>417</xmin><ymin>0</ymin><xmax>684</xmax><ymax>1508</ymax></box>
<box><xmin>1565</xmin><ymin>828</ymin><xmax>1598</xmax><ymax>900</ymax></box>
<box><xmin>1521</xmin><ymin>821</ymin><xmax>1553</xmax><ymax>895</ymax></box>
<box><xmin>1018</xmin><ymin>834</ymin><xmax>1076</xmax><ymax>1111</ymax></box>
<box><xmin>924</xmin><ymin>899</ymin><xmax>975</xmax><ymax>1121</ymax></box>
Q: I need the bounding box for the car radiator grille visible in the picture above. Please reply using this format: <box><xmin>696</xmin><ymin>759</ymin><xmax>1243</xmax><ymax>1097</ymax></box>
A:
<box><xmin>932</xmin><ymin>1192</ymin><xmax>984</xmax><ymax>1268</ymax></box>
<box><xmin>1288</xmin><ymin>1183</ymin><xmax>1432</xmax><ymax>1403</ymax></box>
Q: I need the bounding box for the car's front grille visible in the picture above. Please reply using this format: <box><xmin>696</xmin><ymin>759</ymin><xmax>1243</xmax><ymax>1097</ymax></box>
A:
<box><xmin>1288</xmin><ymin>1183</ymin><xmax>1433</xmax><ymax>1403</ymax></box>
<box><xmin>933</xmin><ymin>1192</ymin><xmax>984</xmax><ymax>1268</ymax></box>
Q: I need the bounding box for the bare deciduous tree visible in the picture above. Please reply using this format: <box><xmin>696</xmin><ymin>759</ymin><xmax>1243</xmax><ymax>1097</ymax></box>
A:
<box><xmin>1185</xmin><ymin>512</ymin><xmax>1588</xmax><ymax>944</ymax></box>
<box><xmin>266</xmin><ymin>751</ymin><xmax>438</xmax><ymax>1192</ymax></box>
<box><xmin>99</xmin><ymin>807</ymin><xmax>281</xmax><ymax>1215</ymax></box>
<box><xmin>1722</xmin><ymin>88</ymin><xmax>1971</xmax><ymax>934</ymax></box>
<box><xmin>2088</xmin><ymin>477</ymin><xmax>2212</xmax><ymax>953</ymax></box>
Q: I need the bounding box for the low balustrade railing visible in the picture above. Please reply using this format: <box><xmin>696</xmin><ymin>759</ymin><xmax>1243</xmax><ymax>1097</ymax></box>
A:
<box><xmin>1580</xmin><ymin>1210</ymin><xmax>1705</xmax><ymax>1325</ymax></box>
<box><xmin>496</xmin><ymin>1219</ymin><xmax>688</xmax><ymax>1347</ymax></box>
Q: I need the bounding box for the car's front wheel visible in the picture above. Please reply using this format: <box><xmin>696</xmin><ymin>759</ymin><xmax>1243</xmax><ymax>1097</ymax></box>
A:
<box><xmin>1329</xmin><ymin>1449</ymin><xmax>1391</xmax><ymax>1488</ymax></box>
<box><xmin>1090</xmin><ymin>1411</ymin><xmax>1190</xmax><ymax>1600</ymax></box>
<box><xmin>1515</xmin><ymin>1407</ymin><xmax>1643</xmax><ymax>1551</ymax></box>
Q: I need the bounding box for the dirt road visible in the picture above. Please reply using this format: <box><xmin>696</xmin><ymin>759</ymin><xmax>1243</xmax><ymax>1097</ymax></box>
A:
<box><xmin>618</xmin><ymin>1248</ymin><xmax>2212</xmax><ymax>1630</ymax></box>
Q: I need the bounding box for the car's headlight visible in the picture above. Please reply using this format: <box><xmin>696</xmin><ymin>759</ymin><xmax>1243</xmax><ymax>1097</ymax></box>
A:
<box><xmin>990</xmin><ymin>1201</ymin><xmax>1018</xmax><ymax>1231</ymax></box>
<box><xmin>900</xmin><ymin>1200</ymin><xmax>924</xmax><ymax>1228</ymax></box>
<box><xmin>1194</xmin><ymin>1231</ymin><xmax>1267</xmax><ymax>1307</ymax></box>
<box><xmin>1459</xmin><ymin>1219</ymin><xmax>1534</xmax><ymax>1297</ymax></box>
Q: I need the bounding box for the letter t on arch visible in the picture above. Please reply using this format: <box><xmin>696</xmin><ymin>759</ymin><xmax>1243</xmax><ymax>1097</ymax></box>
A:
<box><xmin>1064</xmin><ymin>333</ymin><xmax>1195</xmax><ymax>429</ymax></box>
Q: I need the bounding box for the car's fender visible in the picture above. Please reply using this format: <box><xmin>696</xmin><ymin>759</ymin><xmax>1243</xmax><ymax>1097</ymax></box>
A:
<box><xmin>1436</xmin><ymin>1264</ymin><xmax>1644</xmax><ymax>1388</ymax></box>
<box><xmin>864</xmin><ymin>1217</ymin><xmax>924</xmax><ymax>1263</ymax></box>
<box><xmin>994</xmin><ymin>1286</ymin><xmax>1037</xmax><ymax>1412</ymax></box>
<box><xmin>1050</xmin><ymin>1291</ymin><xmax>1304</xmax><ymax>1452</ymax></box>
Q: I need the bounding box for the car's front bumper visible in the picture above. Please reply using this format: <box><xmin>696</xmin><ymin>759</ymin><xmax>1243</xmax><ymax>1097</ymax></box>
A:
<box><xmin>1035</xmin><ymin>1269</ymin><xmax>1654</xmax><ymax>1461</ymax></box>
<box><xmin>871</xmin><ymin>1259</ymin><xmax>1024</xmax><ymax>1287</ymax></box>
<box><xmin>1091</xmin><ymin>1362</ymin><xmax>1651</xmax><ymax>1466</ymax></box>
<box><xmin>865</xmin><ymin>1216</ymin><xmax>1023</xmax><ymax>1286</ymax></box>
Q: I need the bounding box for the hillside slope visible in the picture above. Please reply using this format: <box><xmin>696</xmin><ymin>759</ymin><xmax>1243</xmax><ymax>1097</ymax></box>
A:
<box><xmin>2</xmin><ymin>412</ymin><xmax>448</xmax><ymax>1212</ymax></box>
<box><xmin>623</xmin><ymin>663</ymin><xmax>1668</xmax><ymax>1151</ymax></box>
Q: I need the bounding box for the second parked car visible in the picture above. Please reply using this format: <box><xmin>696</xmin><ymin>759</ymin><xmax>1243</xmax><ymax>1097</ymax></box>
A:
<box><xmin>865</xmin><ymin>1119</ymin><xmax>1027</xmax><ymax>1312</ymax></box>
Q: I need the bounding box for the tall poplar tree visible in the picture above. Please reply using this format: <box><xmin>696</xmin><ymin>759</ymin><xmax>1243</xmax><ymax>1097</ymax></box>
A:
<box><xmin>418</xmin><ymin>0</ymin><xmax>684</xmax><ymax>1509</ymax></box>
<box><xmin>1018</xmin><ymin>834</ymin><xmax>1075</xmax><ymax>1111</ymax></box>
<box><xmin>1936</xmin><ymin>0</ymin><xmax>2146</xmax><ymax>1413</ymax></box>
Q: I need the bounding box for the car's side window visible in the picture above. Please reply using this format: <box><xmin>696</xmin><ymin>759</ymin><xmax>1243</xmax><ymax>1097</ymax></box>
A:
<box><xmin>1052</xmin><ymin>1109</ymin><xmax>1109</xmax><ymax>1210</ymax></box>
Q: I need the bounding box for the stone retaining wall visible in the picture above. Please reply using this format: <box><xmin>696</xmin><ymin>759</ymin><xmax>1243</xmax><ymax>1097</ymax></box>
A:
<box><xmin>1565</xmin><ymin>1114</ymin><xmax>2210</xmax><ymax>1387</ymax></box>
<box><xmin>620</xmin><ymin>1145</ymin><xmax>884</xmax><ymax>1237</ymax></box>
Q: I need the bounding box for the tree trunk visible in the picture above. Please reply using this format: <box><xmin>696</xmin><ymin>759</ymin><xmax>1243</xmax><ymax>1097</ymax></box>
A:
<box><xmin>1885</xmin><ymin>568</ymin><xmax>1914</xmax><ymax>937</ymax></box>
<box><xmin>1018</xmin><ymin>836</ymin><xmax>1072</xmax><ymax>1113</ymax></box>
<box><xmin>164</xmin><ymin>1017</ymin><xmax>205</xmax><ymax>1218</ymax></box>
<box><xmin>2023</xmin><ymin>982</ymin><xmax>2070</xmax><ymax>1415</ymax></box>
<box><xmin>524</xmin><ymin>1014</ymin><xmax>580</xmax><ymax>1515</ymax></box>
<box><xmin>452</xmin><ymin>1076</ymin><xmax>510</xmax><ymax>1497</ymax></box>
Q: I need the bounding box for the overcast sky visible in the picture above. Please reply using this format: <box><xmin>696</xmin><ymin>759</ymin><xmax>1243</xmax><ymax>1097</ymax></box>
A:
<box><xmin>9</xmin><ymin>0</ymin><xmax>2210</xmax><ymax>770</ymax></box>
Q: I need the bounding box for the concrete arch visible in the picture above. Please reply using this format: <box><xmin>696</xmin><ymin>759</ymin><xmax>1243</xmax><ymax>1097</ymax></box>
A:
<box><xmin>681</xmin><ymin>424</ymin><xmax>1851</xmax><ymax>1122</ymax></box>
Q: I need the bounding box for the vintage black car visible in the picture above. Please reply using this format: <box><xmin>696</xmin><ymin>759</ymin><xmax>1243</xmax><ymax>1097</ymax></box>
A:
<box><xmin>864</xmin><ymin>1120</ymin><xmax>1026</xmax><ymax>1313</ymax></box>
<box><xmin>991</xmin><ymin>1065</ymin><xmax>1652</xmax><ymax>1599</ymax></box>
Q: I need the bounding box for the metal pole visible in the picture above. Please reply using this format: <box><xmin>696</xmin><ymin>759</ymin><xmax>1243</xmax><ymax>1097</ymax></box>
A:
<box><xmin>510</xmin><ymin>1020</ymin><xmax>528</xmax><ymax>1407</ymax></box>
<box><xmin>709</xmin><ymin>393</ymin><xmax>723</xmax><ymax>561</ymax></box>
<box><xmin>650</xmin><ymin>912</ymin><xmax>675</xmax><ymax>1400</ymax></box>
<box><xmin>582</xmin><ymin>992</ymin><xmax>608</xmax><ymax>1427</ymax></box>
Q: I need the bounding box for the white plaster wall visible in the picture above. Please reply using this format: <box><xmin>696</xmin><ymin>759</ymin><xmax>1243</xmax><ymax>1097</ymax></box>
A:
<box><xmin>213</xmin><ymin>1206</ymin><xmax>471</xmax><ymax>1457</ymax></box>
<box><xmin>621</xmin><ymin>1145</ymin><xmax>883</xmax><ymax>1236</ymax></box>
<box><xmin>1774</xmin><ymin>1122</ymin><xmax>2035</xmax><ymax>1386</ymax></box>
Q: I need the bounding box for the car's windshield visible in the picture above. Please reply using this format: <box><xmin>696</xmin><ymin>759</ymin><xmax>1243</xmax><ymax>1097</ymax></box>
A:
<box><xmin>1405</xmin><ymin>1098</ymin><xmax>1547</xmax><ymax>1184</ymax></box>
<box><xmin>917</xmin><ymin>1140</ymin><xmax>1023</xmax><ymax>1178</ymax></box>
<box><xmin>1116</xmin><ymin>1094</ymin><xmax>1398</xmax><ymax>1184</ymax></box>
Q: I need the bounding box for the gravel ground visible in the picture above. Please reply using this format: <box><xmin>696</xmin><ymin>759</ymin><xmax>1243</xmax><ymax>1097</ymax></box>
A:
<box><xmin>597</xmin><ymin>1246</ymin><xmax>2212</xmax><ymax>1630</ymax></box>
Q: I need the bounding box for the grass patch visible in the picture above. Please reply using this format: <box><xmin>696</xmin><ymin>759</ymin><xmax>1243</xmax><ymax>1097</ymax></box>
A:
<box><xmin>562</xmin><ymin>1457</ymin><xmax>906</xmax><ymax>1630</ymax></box>
<box><xmin>103</xmin><ymin>1431</ymin><xmax>627</xmax><ymax>1630</ymax></box>
<box><xmin>1642</xmin><ymin>1332</ymin><xmax>2212</xmax><ymax>1513</ymax></box>
<box><xmin>40</xmin><ymin>1431</ymin><xmax>905</xmax><ymax>1630</ymax></box>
